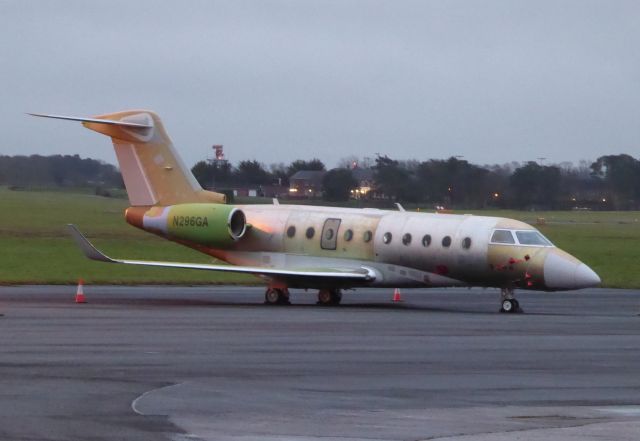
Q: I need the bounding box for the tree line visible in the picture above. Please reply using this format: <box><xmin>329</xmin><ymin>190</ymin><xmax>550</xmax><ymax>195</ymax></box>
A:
<box><xmin>2</xmin><ymin>153</ymin><xmax>639</xmax><ymax>210</ymax></box>
<box><xmin>374</xmin><ymin>154</ymin><xmax>640</xmax><ymax>209</ymax></box>
<box><xmin>192</xmin><ymin>154</ymin><xmax>640</xmax><ymax>210</ymax></box>
<box><xmin>191</xmin><ymin>158</ymin><xmax>326</xmax><ymax>187</ymax></box>
<box><xmin>0</xmin><ymin>155</ymin><xmax>122</xmax><ymax>190</ymax></box>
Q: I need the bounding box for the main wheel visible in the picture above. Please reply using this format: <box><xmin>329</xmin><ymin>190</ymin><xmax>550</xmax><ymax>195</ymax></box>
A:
<box><xmin>317</xmin><ymin>289</ymin><xmax>332</xmax><ymax>305</ymax></box>
<box><xmin>265</xmin><ymin>288</ymin><xmax>280</xmax><ymax>305</ymax></box>
<box><xmin>265</xmin><ymin>288</ymin><xmax>290</xmax><ymax>305</ymax></box>
<box><xmin>317</xmin><ymin>289</ymin><xmax>342</xmax><ymax>306</ymax></box>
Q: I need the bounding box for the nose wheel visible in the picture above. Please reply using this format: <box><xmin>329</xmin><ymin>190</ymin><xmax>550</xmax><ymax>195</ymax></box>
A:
<box><xmin>499</xmin><ymin>288</ymin><xmax>523</xmax><ymax>313</ymax></box>
<box><xmin>264</xmin><ymin>287</ymin><xmax>290</xmax><ymax>305</ymax></box>
<box><xmin>501</xmin><ymin>298</ymin><xmax>520</xmax><ymax>313</ymax></box>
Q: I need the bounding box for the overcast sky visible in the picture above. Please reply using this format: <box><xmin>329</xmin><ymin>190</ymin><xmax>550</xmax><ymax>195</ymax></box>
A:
<box><xmin>2</xmin><ymin>0</ymin><xmax>639</xmax><ymax>169</ymax></box>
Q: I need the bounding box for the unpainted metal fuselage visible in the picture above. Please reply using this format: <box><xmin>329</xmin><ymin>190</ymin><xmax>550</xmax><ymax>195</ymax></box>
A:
<box><xmin>125</xmin><ymin>203</ymin><xmax>600</xmax><ymax>291</ymax></box>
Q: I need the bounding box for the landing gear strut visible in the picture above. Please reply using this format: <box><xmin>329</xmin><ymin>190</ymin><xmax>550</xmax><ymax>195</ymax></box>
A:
<box><xmin>499</xmin><ymin>288</ymin><xmax>522</xmax><ymax>313</ymax></box>
<box><xmin>317</xmin><ymin>289</ymin><xmax>342</xmax><ymax>306</ymax></box>
<box><xmin>264</xmin><ymin>287</ymin><xmax>290</xmax><ymax>305</ymax></box>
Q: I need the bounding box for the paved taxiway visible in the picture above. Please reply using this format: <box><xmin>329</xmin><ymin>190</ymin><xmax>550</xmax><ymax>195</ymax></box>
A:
<box><xmin>0</xmin><ymin>286</ymin><xmax>638</xmax><ymax>440</ymax></box>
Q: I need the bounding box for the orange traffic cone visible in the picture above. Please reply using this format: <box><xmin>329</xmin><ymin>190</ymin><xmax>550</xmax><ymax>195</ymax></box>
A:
<box><xmin>392</xmin><ymin>288</ymin><xmax>402</xmax><ymax>302</ymax></box>
<box><xmin>75</xmin><ymin>279</ymin><xmax>87</xmax><ymax>304</ymax></box>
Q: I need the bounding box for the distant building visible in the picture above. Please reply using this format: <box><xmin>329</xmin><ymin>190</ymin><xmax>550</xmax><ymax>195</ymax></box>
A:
<box><xmin>232</xmin><ymin>188</ymin><xmax>259</xmax><ymax>198</ymax></box>
<box><xmin>351</xmin><ymin>168</ymin><xmax>374</xmax><ymax>199</ymax></box>
<box><xmin>289</xmin><ymin>170</ymin><xmax>326</xmax><ymax>198</ymax></box>
<box><xmin>224</xmin><ymin>185</ymin><xmax>288</xmax><ymax>199</ymax></box>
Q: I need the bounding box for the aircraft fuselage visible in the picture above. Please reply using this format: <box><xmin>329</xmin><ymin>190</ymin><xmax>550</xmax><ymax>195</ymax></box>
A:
<box><xmin>125</xmin><ymin>203</ymin><xmax>600</xmax><ymax>291</ymax></box>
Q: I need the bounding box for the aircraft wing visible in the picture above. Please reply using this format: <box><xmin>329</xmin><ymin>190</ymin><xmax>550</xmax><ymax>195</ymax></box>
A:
<box><xmin>67</xmin><ymin>225</ymin><xmax>376</xmax><ymax>283</ymax></box>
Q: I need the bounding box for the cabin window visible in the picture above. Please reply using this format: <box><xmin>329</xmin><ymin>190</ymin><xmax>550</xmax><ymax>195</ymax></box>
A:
<box><xmin>462</xmin><ymin>237</ymin><xmax>472</xmax><ymax>249</ymax></box>
<box><xmin>422</xmin><ymin>234</ymin><xmax>432</xmax><ymax>247</ymax></box>
<box><xmin>286</xmin><ymin>226</ymin><xmax>296</xmax><ymax>238</ymax></box>
<box><xmin>305</xmin><ymin>227</ymin><xmax>315</xmax><ymax>239</ymax></box>
<box><xmin>325</xmin><ymin>228</ymin><xmax>335</xmax><ymax>241</ymax></box>
<box><xmin>363</xmin><ymin>230</ymin><xmax>373</xmax><ymax>242</ymax></box>
<box><xmin>491</xmin><ymin>229</ymin><xmax>515</xmax><ymax>244</ymax></box>
<box><xmin>402</xmin><ymin>233</ymin><xmax>412</xmax><ymax>245</ymax></box>
<box><xmin>344</xmin><ymin>229</ymin><xmax>354</xmax><ymax>241</ymax></box>
<box><xmin>515</xmin><ymin>230</ymin><xmax>553</xmax><ymax>246</ymax></box>
<box><xmin>383</xmin><ymin>232</ymin><xmax>393</xmax><ymax>244</ymax></box>
<box><xmin>442</xmin><ymin>236</ymin><xmax>452</xmax><ymax>247</ymax></box>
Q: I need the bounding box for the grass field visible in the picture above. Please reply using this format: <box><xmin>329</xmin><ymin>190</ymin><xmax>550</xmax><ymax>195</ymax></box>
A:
<box><xmin>0</xmin><ymin>187</ymin><xmax>638</xmax><ymax>287</ymax></box>
<box><xmin>462</xmin><ymin>209</ymin><xmax>640</xmax><ymax>289</ymax></box>
<box><xmin>0</xmin><ymin>188</ymin><xmax>254</xmax><ymax>285</ymax></box>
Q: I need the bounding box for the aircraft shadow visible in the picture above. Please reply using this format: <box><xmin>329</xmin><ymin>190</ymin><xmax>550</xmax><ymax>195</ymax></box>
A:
<box><xmin>92</xmin><ymin>297</ymin><xmax>499</xmax><ymax>315</ymax></box>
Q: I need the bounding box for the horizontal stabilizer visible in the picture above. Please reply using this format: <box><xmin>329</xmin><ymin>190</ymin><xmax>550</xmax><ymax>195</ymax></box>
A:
<box><xmin>67</xmin><ymin>225</ymin><xmax>376</xmax><ymax>282</ymax></box>
<box><xmin>28</xmin><ymin>113</ymin><xmax>152</xmax><ymax>128</ymax></box>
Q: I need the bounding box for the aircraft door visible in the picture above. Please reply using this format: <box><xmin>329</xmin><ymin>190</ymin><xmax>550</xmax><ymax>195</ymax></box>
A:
<box><xmin>321</xmin><ymin>218</ymin><xmax>341</xmax><ymax>250</ymax></box>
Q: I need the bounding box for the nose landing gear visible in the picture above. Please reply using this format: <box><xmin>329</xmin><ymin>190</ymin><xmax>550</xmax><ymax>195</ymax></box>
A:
<box><xmin>500</xmin><ymin>288</ymin><xmax>523</xmax><ymax>313</ymax></box>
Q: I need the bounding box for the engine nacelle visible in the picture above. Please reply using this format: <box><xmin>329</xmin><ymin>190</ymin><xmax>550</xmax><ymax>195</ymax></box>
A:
<box><xmin>130</xmin><ymin>203</ymin><xmax>248</xmax><ymax>248</ymax></box>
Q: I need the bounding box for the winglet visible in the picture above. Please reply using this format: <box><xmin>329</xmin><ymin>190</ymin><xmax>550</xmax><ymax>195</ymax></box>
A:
<box><xmin>395</xmin><ymin>203</ymin><xmax>406</xmax><ymax>212</ymax></box>
<box><xmin>66</xmin><ymin>224</ymin><xmax>116</xmax><ymax>263</ymax></box>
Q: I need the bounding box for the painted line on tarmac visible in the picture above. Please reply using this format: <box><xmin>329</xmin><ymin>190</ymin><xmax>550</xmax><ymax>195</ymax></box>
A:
<box><xmin>131</xmin><ymin>382</ymin><xmax>186</xmax><ymax>416</ymax></box>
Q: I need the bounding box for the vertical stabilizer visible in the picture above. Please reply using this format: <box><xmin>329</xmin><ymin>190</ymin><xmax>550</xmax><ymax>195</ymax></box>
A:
<box><xmin>30</xmin><ymin>110</ymin><xmax>226</xmax><ymax>206</ymax></box>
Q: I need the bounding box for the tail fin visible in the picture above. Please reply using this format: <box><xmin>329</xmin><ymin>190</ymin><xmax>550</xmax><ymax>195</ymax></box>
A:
<box><xmin>29</xmin><ymin>110</ymin><xmax>226</xmax><ymax>206</ymax></box>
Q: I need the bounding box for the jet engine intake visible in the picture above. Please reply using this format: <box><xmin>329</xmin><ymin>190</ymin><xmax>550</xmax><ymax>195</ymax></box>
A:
<box><xmin>228</xmin><ymin>208</ymin><xmax>247</xmax><ymax>240</ymax></box>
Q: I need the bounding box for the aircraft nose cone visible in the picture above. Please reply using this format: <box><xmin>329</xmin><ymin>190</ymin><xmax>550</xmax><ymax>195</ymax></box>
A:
<box><xmin>575</xmin><ymin>263</ymin><xmax>601</xmax><ymax>288</ymax></box>
<box><xmin>544</xmin><ymin>249</ymin><xmax>601</xmax><ymax>290</ymax></box>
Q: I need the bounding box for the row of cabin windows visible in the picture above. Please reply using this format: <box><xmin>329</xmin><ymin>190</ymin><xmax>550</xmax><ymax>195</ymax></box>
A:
<box><xmin>287</xmin><ymin>226</ymin><xmax>373</xmax><ymax>243</ymax></box>
<box><xmin>286</xmin><ymin>225</ymin><xmax>472</xmax><ymax>250</ymax></box>
<box><xmin>383</xmin><ymin>232</ymin><xmax>472</xmax><ymax>250</ymax></box>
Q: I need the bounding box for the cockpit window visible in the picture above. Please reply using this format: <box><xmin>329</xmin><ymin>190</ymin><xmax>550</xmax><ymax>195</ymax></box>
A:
<box><xmin>515</xmin><ymin>230</ymin><xmax>553</xmax><ymax>246</ymax></box>
<box><xmin>491</xmin><ymin>229</ymin><xmax>515</xmax><ymax>244</ymax></box>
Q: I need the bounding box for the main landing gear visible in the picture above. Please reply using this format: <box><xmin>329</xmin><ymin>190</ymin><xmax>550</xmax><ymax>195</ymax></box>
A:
<box><xmin>264</xmin><ymin>287</ymin><xmax>343</xmax><ymax>306</ymax></box>
<box><xmin>499</xmin><ymin>287</ymin><xmax>523</xmax><ymax>313</ymax></box>
<box><xmin>317</xmin><ymin>288</ymin><xmax>342</xmax><ymax>306</ymax></box>
<box><xmin>264</xmin><ymin>287</ymin><xmax>290</xmax><ymax>305</ymax></box>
